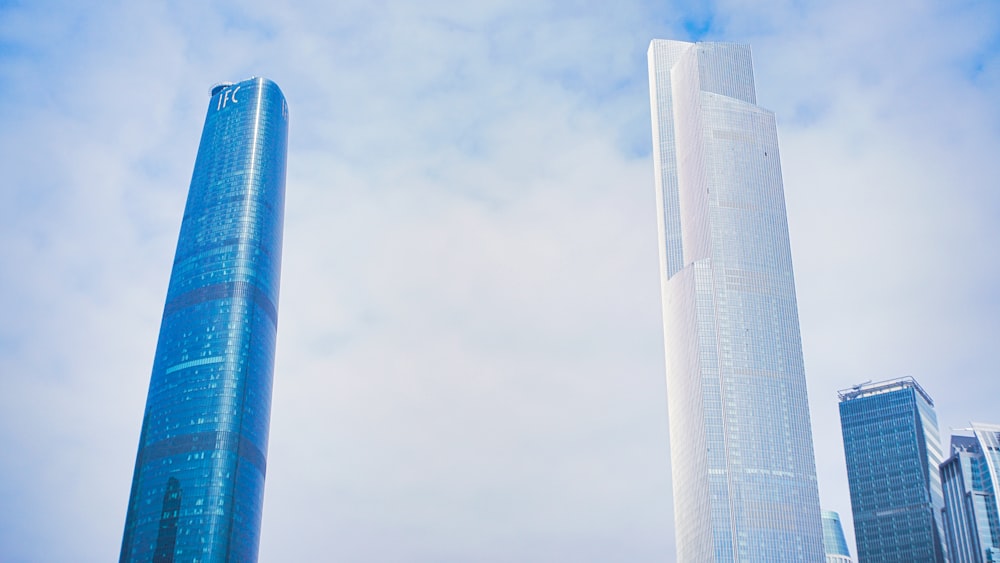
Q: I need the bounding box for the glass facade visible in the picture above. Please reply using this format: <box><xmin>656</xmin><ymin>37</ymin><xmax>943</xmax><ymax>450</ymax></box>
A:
<box><xmin>838</xmin><ymin>377</ymin><xmax>947</xmax><ymax>562</ymax></box>
<box><xmin>647</xmin><ymin>40</ymin><xmax>825</xmax><ymax>561</ymax></box>
<box><xmin>821</xmin><ymin>510</ymin><xmax>852</xmax><ymax>563</ymax></box>
<box><xmin>940</xmin><ymin>423</ymin><xmax>1000</xmax><ymax>563</ymax></box>
<box><xmin>120</xmin><ymin>77</ymin><xmax>288</xmax><ymax>563</ymax></box>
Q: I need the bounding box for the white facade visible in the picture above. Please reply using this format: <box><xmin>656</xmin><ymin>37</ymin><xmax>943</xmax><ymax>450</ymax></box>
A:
<box><xmin>648</xmin><ymin>39</ymin><xmax>824</xmax><ymax>561</ymax></box>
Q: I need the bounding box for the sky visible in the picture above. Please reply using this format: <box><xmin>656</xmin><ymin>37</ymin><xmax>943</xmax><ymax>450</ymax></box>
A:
<box><xmin>1</xmin><ymin>0</ymin><xmax>999</xmax><ymax>561</ymax></box>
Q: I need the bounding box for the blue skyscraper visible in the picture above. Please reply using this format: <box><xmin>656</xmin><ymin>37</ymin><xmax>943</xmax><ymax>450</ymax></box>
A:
<box><xmin>647</xmin><ymin>40</ymin><xmax>825</xmax><ymax>561</ymax></box>
<box><xmin>838</xmin><ymin>377</ymin><xmax>947</xmax><ymax>562</ymax></box>
<box><xmin>940</xmin><ymin>423</ymin><xmax>1000</xmax><ymax>563</ymax></box>
<box><xmin>120</xmin><ymin>77</ymin><xmax>288</xmax><ymax>562</ymax></box>
<box><xmin>822</xmin><ymin>510</ymin><xmax>852</xmax><ymax>563</ymax></box>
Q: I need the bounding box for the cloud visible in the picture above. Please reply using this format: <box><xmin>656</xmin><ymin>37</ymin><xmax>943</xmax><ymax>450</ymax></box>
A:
<box><xmin>1</xmin><ymin>0</ymin><xmax>999</xmax><ymax>561</ymax></box>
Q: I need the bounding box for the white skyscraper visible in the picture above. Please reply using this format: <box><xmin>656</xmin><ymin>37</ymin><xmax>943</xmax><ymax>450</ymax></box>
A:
<box><xmin>648</xmin><ymin>39</ymin><xmax>824</xmax><ymax>561</ymax></box>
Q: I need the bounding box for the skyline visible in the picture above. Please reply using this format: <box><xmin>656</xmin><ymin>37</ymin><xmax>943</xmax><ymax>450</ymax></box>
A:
<box><xmin>2</xmin><ymin>0</ymin><xmax>1000</xmax><ymax>561</ymax></box>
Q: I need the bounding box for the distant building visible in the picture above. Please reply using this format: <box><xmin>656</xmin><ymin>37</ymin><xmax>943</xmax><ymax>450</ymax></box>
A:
<box><xmin>647</xmin><ymin>38</ymin><xmax>824</xmax><ymax>562</ymax></box>
<box><xmin>821</xmin><ymin>510</ymin><xmax>852</xmax><ymax>562</ymax></box>
<box><xmin>838</xmin><ymin>377</ymin><xmax>947</xmax><ymax>562</ymax></box>
<box><xmin>940</xmin><ymin>422</ymin><xmax>1000</xmax><ymax>563</ymax></box>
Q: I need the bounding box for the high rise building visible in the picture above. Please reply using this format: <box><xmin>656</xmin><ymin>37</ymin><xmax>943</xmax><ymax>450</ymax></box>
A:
<box><xmin>940</xmin><ymin>423</ymin><xmax>1000</xmax><ymax>563</ymax></box>
<box><xmin>647</xmin><ymin>39</ymin><xmax>824</xmax><ymax>561</ymax></box>
<box><xmin>821</xmin><ymin>510</ymin><xmax>852</xmax><ymax>563</ymax></box>
<box><xmin>838</xmin><ymin>377</ymin><xmax>947</xmax><ymax>562</ymax></box>
<box><xmin>120</xmin><ymin>77</ymin><xmax>289</xmax><ymax>562</ymax></box>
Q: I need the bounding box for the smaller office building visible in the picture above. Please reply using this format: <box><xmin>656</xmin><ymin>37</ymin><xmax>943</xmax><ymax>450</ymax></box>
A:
<box><xmin>940</xmin><ymin>423</ymin><xmax>1000</xmax><ymax>563</ymax></box>
<box><xmin>839</xmin><ymin>377</ymin><xmax>947</xmax><ymax>562</ymax></box>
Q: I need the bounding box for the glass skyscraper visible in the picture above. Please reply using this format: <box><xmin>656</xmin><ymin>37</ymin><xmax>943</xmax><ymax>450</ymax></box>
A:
<box><xmin>940</xmin><ymin>423</ymin><xmax>1000</xmax><ymax>563</ymax></box>
<box><xmin>120</xmin><ymin>77</ymin><xmax>288</xmax><ymax>562</ymax></box>
<box><xmin>647</xmin><ymin>39</ymin><xmax>824</xmax><ymax>561</ymax></box>
<box><xmin>821</xmin><ymin>510</ymin><xmax>852</xmax><ymax>563</ymax></box>
<box><xmin>838</xmin><ymin>377</ymin><xmax>947</xmax><ymax>562</ymax></box>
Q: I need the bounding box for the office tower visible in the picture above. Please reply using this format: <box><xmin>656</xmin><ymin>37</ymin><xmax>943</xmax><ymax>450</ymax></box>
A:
<box><xmin>120</xmin><ymin>77</ymin><xmax>289</xmax><ymax>562</ymax></box>
<box><xmin>821</xmin><ymin>510</ymin><xmax>852</xmax><ymax>563</ymax></box>
<box><xmin>838</xmin><ymin>377</ymin><xmax>947</xmax><ymax>562</ymax></box>
<box><xmin>940</xmin><ymin>423</ymin><xmax>1000</xmax><ymax>563</ymax></box>
<box><xmin>647</xmin><ymin>39</ymin><xmax>824</xmax><ymax>561</ymax></box>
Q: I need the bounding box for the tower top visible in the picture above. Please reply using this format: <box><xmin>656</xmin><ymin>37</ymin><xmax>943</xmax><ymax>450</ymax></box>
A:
<box><xmin>838</xmin><ymin>376</ymin><xmax>934</xmax><ymax>406</ymax></box>
<box><xmin>209</xmin><ymin>77</ymin><xmax>265</xmax><ymax>96</ymax></box>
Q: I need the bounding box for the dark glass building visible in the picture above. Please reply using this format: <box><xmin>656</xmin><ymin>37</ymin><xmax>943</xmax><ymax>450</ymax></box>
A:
<box><xmin>120</xmin><ymin>77</ymin><xmax>288</xmax><ymax>562</ymax></box>
<box><xmin>839</xmin><ymin>377</ymin><xmax>947</xmax><ymax>562</ymax></box>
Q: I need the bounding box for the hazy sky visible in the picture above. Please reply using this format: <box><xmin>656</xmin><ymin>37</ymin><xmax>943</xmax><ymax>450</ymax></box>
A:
<box><xmin>1</xmin><ymin>0</ymin><xmax>999</xmax><ymax>561</ymax></box>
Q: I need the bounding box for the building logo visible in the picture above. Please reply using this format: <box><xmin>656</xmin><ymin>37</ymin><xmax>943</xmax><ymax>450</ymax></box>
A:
<box><xmin>217</xmin><ymin>86</ymin><xmax>241</xmax><ymax>110</ymax></box>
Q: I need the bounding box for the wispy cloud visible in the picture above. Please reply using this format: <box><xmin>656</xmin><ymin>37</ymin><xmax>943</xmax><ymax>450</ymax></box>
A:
<box><xmin>1</xmin><ymin>0</ymin><xmax>999</xmax><ymax>560</ymax></box>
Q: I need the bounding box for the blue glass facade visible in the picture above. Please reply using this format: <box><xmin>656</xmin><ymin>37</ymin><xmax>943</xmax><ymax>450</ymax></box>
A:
<box><xmin>838</xmin><ymin>377</ymin><xmax>947</xmax><ymax>563</ymax></box>
<box><xmin>120</xmin><ymin>77</ymin><xmax>288</xmax><ymax>563</ymax></box>
<box><xmin>648</xmin><ymin>40</ymin><xmax>825</xmax><ymax>561</ymax></box>
<box><xmin>821</xmin><ymin>510</ymin><xmax>851</xmax><ymax>563</ymax></box>
<box><xmin>940</xmin><ymin>424</ymin><xmax>1000</xmax><ymax>563</ymax></box>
